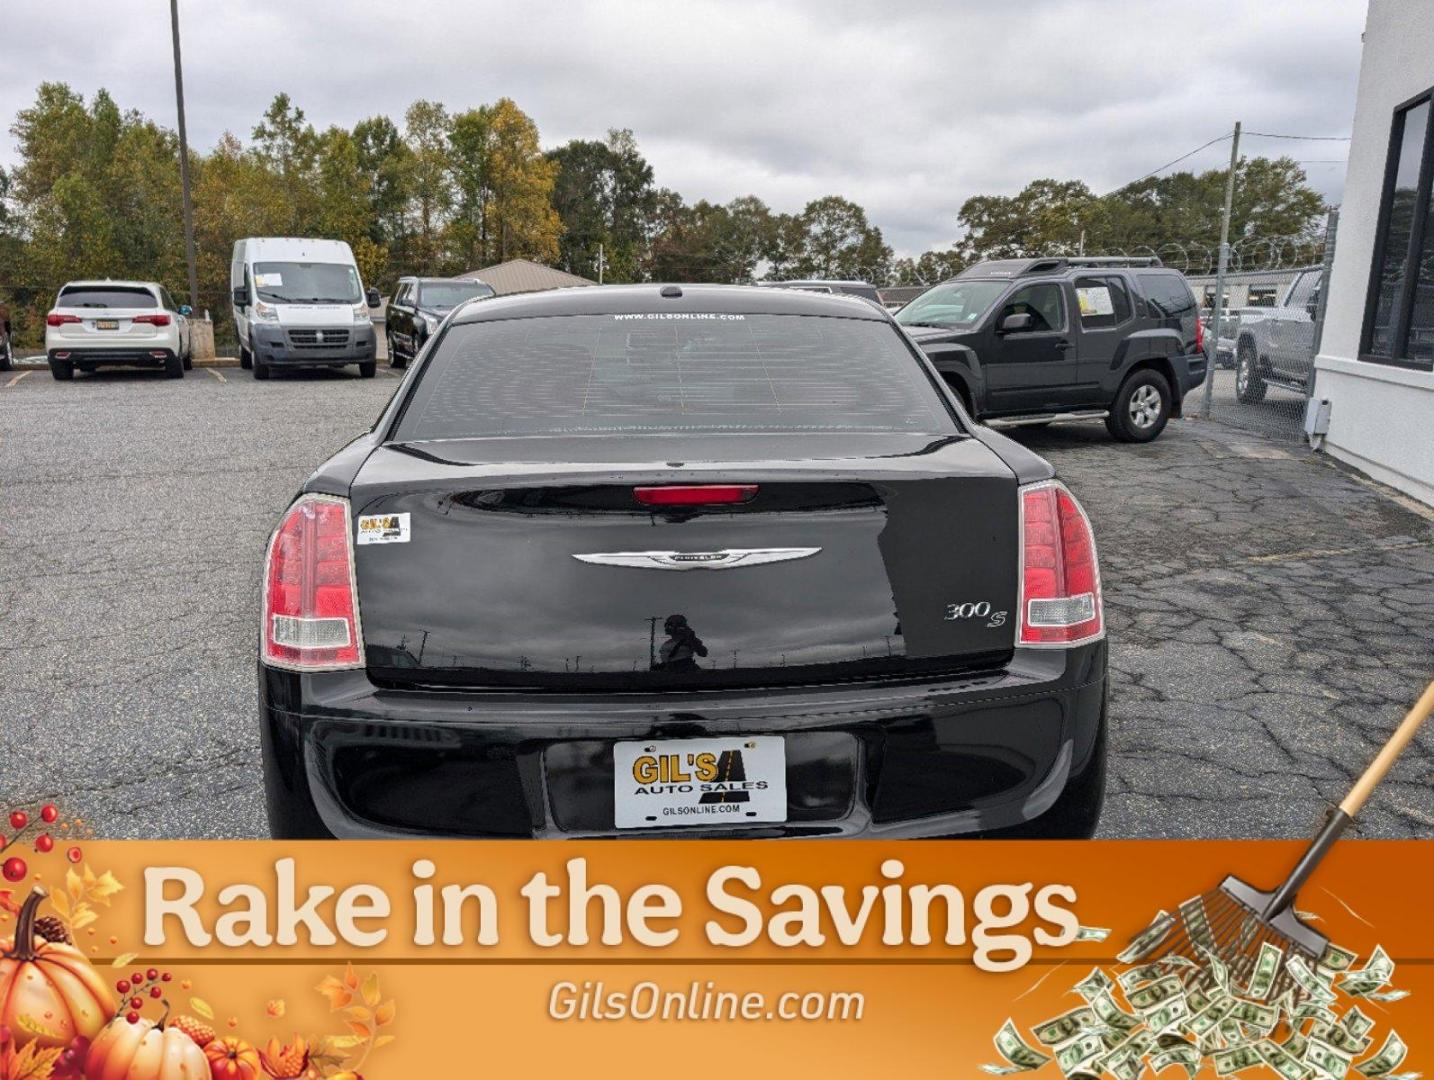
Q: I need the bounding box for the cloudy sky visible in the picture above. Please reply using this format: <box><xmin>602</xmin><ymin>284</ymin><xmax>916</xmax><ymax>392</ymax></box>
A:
<box><xmin>0</xmin><ymin>0</ymin><xmax>1366</xmax><ymax>256</ymax></box>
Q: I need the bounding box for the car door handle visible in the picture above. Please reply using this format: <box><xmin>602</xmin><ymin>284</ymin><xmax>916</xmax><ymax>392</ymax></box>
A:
<box><xmin>1053</xmin><ymin>339</ymin><xmax>1074</xmax><ymax>351</ymax></box>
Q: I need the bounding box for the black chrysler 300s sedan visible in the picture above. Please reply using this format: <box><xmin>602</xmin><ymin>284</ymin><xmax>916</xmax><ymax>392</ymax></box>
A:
<box><xmin>258</xmin><ymin>284</ymin><xmax>1108</xmax><ymax>839</ymax></box>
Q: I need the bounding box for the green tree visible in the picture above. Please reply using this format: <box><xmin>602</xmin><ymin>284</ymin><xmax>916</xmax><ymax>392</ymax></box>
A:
<box><xmin>790</xmin><ymin>196</ymin><xmax>891</xmax><ymax>281</ymax></box>
<box><xmin>403</xmin><ymin>99</ymin><xmax>453</xmax><ymax>273</ymax></box>
<box><xmin>549</xmin><ymin>129</ymin><xmax>657</xmax><ymax>281</ymax></box>
<box><xmin>353</xmin><ymin>115</ymin><xmax>413</xmax><ymax>256</ymax></box>
<box><xmin>251</xmin><ymin>93</ymin><xmax>320</xmax><ymax>234</ymax></box>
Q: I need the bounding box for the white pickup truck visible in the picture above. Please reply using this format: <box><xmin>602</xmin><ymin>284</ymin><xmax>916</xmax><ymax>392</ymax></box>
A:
<box><xmin>1233</xmin><ymin>266</ymin><xmax>1322</xmax><ymax>404</ymax></box>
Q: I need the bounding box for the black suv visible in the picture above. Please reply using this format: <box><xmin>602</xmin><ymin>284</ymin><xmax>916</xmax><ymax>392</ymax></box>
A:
<box><xmin>384</xmin><ymin>276</ymin><xmax>495</xmax><ymax>368</ymax></box>
<box><xmin>895</xmin><ymin>257</ymin><xmax>1208</xmax><ymax>442</ymax></box>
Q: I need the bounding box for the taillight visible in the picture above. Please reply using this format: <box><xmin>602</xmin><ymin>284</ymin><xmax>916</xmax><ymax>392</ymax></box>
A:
<box><xmin>133</xmin><ymin>313</ymin><xmax>171</xmax><ymax>326</ymax></box>
<box><xmin>1018</xmin><ymin>480</ymin><xmax>1103</xmax><ymax>647</ymax></box>
<box><xmin>261</xmin><ymin>494</ymin><xmax>364</xmax><ymax>671</ymax></box>
<box><xmin>46</xmin><ymin>313</ymin><xmax>79</xmax><ymax>326</ymax></box>
<box><xmin>1195</xmin><ymin>315</ymin><xmax>1205</xmax><ymax>353</ymax></box>
<box><xmin>634</xmin><ymin>485</ymin><xmax>758</xmax><ymax>506</ymax></box>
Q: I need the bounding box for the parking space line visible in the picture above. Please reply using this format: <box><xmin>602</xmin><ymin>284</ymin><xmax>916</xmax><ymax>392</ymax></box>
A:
<box><xmin>4</xmin><ymin>370</ymin><xmax>33</xmax><ymax>388</ymax></box>
<box><xmin>206</xmin><ymin>368</ymin><xmax>227</xmax><ymax>383</ymax></box>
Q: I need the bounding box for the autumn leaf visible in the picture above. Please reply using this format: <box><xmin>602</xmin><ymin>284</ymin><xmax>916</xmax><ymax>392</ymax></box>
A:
<box><xmin>265</xmin><ymin>999</ymin><xmax>285</xmax><ymax>1019</ymax></box>
<box><xmin>189</xmin><ymin>997</ymin><xmax>215</xmax><ymax>1020</ymax></box>
<box><xmin>360</xmin><ymin>972</ymin><xmax>381</xmax><ymax>1007</ymax></box>
<box><xmin>373</xmin><ymin>1034</ymin><xmax>396</xmax><ymax>1049</ymax></box>
<box><xmin>342</xmin><ymin>1006</ymin><xmax>371</xmax><ymax>1025</ymax></box>
<box><xmin>71</xmin><ymin>908</ymin><xmax>98</xmax><ymax>931</ymax></box>
<box><xmin>0</xmin><ymin>890</ymin><xmax>20</xmax><ymax>917</ymax></box>
<box><xmin>46</xmin><ymin>891</ymin><xmax>69</xmax><ymax>920</ymax></box>
<box><xmin>374</xmin><ymin>1000</ymin><xmax>395</xmax><ymax>1027</ymax></box>
<box><xmin>3</xmin><ymin>1041</ymin><xmax>64</xmax><ymax>1080</ymax></box>
<box><xmin>87</xmin><ymin>869</ymin><xmax>124</xmax><ymax>904</ymax></box>
<box><xmin>65</xmin><ymin>869</ymin><xmax>84</xmax><ymax>904</ymax></box>
<box><xmin>345</xmin><ymin>1020</ymin><xmax>372</xmax><ymax>1040</ymax></box>
<box><xmin>343</xmin><ymin>963</ymin><xmax>359</xmax><ymax>990</ymax></box>
<box><xmin>316</xmin><ymin>975</ymin><xmax>353</xmax><ymax>1010</ymax></box>
<box><xmin>111</xmin><ymin>952</ymin><xmax>138</xmax><ymax>968</ymax></box>
<box><xmin>321</xmin><ymin>1035</ymin><xmax>365</xmax><ymax>1053</ymax></box>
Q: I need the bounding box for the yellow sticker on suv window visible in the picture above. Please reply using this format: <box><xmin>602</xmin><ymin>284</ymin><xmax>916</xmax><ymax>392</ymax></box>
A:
<box><xmin>356</xmin><ymin>513</ymin><xmax>410</xmax><ymax>545</ymax></box>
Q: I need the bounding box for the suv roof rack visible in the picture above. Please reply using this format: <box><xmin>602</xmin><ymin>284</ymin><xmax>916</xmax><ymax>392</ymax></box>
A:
<box><xmin>957</xmin><ymin>255</ymin><xmax>1164</xmax><ymax>279</ymax></box>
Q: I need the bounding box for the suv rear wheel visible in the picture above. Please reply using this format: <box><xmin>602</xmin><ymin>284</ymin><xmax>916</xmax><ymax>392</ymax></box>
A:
<box><xmin>1106</xmin><ymin>369</ymin><xmax>1171</xmax><ymax>442</ymax></box>
<box><xmin>1236</xmin><ymin>339</ymin><xmax>1267</xmax><ymax>404</ymax></box>
<box><xmin>49</xmin><ymin>357</ymin><xmax>74</xmax><ymax>381</ymax></box>
<box><xmin>164</xmin><ymin>351</ymin><xmax>184</xmax><ymax>379</ymax></box>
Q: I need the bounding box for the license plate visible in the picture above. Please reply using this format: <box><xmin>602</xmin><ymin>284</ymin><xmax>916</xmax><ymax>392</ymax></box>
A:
<box><xmin>95</xmin><ymin>319</ymin><xmax>119</xmax><ymax>330</ymax></box>
<box><xmin>613</xmin><ymin>736</ymin><xmax>786</xmax><ymax>829</ymax></box>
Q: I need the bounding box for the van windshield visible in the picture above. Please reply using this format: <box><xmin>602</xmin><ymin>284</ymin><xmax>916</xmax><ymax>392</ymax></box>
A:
<box><xmin>253</xmin><ymin>262</ymin><xmax>362</xmax><ymax>304</ymax></box>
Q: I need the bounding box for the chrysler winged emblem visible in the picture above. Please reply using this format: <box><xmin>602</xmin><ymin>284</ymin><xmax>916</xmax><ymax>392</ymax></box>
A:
<box><xmin>572</xmin><ymin>547</ymin><xmax>821</xmax><ymax>571</ymax></box>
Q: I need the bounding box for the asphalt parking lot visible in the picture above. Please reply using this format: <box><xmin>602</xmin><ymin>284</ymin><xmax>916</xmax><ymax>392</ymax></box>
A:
<box><xmin>3</xmin><ymin>365</ymin><xmax>1432</xmax><ymax>840</ymax></box>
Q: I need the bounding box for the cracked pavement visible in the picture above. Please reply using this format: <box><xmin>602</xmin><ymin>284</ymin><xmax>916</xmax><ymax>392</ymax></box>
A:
<box><xmin>1</xmin><ymin>367</ymin><xmax>1431</xmax><ymax>839</ymax></box>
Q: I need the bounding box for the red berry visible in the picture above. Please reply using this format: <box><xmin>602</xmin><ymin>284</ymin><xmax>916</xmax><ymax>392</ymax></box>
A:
<box><xmin>116</xmin><ymin>980</ymin><xmax>130</xmax><ymax>994</ymax></box>
<box><xmin>131</xmin><ymin>972</ymin><xmax>143</xmax><ymax>985</ymax></box>
<box><xmin>66</xmin><ymin>846</ymin><xmax>82</xmax><ymax>864</ymax></box>
<box><xmin>9</xmin><ymin>811</ymin><xmax>27</xmax><ymax>831</ymax></box>
<box><xmin>2</xmin><ymin>857</ymin><xmax>26</xmax><ymax>882</ymax></box>
<box><xmin>125</xmin><ymin>1011</ymin><xmax>139</xmax><ymax>1025</ymax></box>
<box><xmin>146</xmin><ymin>967</ymin><xmax>159</xmax><ymax>981</ymax></box>
<box><xmin>40</xmin><ymin>805</ymin><xmax>58</xmax><ymax>824</ymax></box>
<box><xmin>35</xmin><ymin>834</ymin><xmax>54</xmax><ymax>853</ymax></box>
<box><xmin>129</xmin><ymin>997</ymin><xmax>143</xmax><ymax>1010</ymax></box>
<box><xmin>161</xmin><ymin>972</ymin><xmax>172</xmax><ymax>982</ymax></box>
<box><xmin>150</xmin><ymin>986</ymin><xmax>162</xmax><ymax>999</ymax></box>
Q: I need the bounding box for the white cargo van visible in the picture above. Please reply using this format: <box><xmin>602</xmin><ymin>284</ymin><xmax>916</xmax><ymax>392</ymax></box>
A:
<box><xmin>231</xmin><ymin>238</ymin><xmax>381</xmax><ymax>379</ymax></box>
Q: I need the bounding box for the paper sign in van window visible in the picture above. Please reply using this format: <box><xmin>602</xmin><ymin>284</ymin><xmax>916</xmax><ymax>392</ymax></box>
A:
<box><xmin>1077</xmin><ymin>286</ymin><xmax>1114</xmax><ymax>317</ymax></box>
<box><xmin>255</xmin><ymin>273</ymin><xmax>283</xmax><ymax>288</ymax></box>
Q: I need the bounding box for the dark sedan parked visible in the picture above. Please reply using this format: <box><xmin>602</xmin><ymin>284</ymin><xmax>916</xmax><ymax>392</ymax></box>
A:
<box><xmin>259</xmin><ymin>284</ymin><xmax>1108</xmax><ymax>839</ymax></box>
<box><xmin>384</xmin><ymin>275</ymin><xmax>495</xmax><ymax>368</ymax></box>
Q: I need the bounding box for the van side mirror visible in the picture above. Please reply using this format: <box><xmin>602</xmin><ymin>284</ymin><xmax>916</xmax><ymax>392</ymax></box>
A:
<box><xmin>366</xmin><ymin>287</ymin><xmax>382</xmax><ymax>309</ymax></box>
<box><xmin>232</xmin><ymin>286</ymin><xmax>248</xmax><ymax>308</ymax></box>
<box><xmin>997</xmin><ymin>311</ymin><xmax>1035</xmax><ymax>334</ymax></box>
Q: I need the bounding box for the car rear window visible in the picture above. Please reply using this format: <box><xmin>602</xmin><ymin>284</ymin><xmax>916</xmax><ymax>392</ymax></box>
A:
<box><xmin>57</xmin><ymin>286</ymin><xmax>157</xmax><ymax>309</ymax></box>
<box><xmin>393</xmin><ymin>313</ymin><xmax>957</xmax><ymax>440</ymax></box>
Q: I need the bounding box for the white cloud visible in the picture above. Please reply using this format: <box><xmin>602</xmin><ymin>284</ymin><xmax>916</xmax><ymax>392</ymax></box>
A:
<box><xmin>0</xmin><ymin>0</ymin><xmax>1365</xmax><ymax>256</ymax></box>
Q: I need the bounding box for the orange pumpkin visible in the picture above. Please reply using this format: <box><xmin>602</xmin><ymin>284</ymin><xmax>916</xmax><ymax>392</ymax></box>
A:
<box><xmin>0</xmin><ymin>887</ymin><xmax>114</xmax><ymax>1050</ymax></box>
<box><xmin>204</xmin><ymin>1036</ymin><xmax>261</xmax><ymax>1080</ymax></box>
<box><xmin>84</xmin><ymin>1014</ymin><xmax>209</xmax><ymax>1080</ymax></box>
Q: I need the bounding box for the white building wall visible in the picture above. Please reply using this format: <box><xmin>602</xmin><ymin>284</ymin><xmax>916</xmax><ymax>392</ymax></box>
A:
<box><xmin>1315</xmin><ymin>0</ymin><xmax>1434</xmax><ymax>506</ymax></box>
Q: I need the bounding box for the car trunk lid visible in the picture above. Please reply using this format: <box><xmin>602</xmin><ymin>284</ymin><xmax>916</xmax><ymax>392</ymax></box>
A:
<box><xmin>348</xmin><ymin>433</ymin><xmax>1019</xmax><ymax>691</ymax></box>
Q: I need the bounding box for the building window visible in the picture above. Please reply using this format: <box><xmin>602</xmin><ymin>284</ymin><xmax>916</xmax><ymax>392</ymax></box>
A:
<box><xmin>1362</xmin><ymin>92</ymin><xmax>1434</xmax><ymax>370</ymax></box>
<box><xmin>1247</xmin><ymin>285</ymin><xmax>1279</xmax><ymax>307</ymax></box>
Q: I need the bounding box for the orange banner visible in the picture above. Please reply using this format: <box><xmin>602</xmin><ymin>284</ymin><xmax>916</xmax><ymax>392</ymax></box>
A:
<box><xmin>1</xmin><ymin>840</ymin><xmax>1429</xmax><ymax>1078</ymax></box>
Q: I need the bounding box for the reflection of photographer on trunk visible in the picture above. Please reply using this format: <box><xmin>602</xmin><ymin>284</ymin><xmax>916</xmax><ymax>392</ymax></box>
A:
<box><xmin>653</xmin><ymin>614</ymin><xmax>707</xmax><ymax>673</ymax></box>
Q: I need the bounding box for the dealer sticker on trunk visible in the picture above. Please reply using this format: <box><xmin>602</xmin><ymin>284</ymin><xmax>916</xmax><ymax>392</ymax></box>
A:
<box><xmin>356</xmin><ymin>512</ymin><xmax>410</xmax><ymax>545</ymax></box>
<box><xmin>612</xmin><ymin>736</ymin><xmax>787</xmax><ymax>829</ymax></box>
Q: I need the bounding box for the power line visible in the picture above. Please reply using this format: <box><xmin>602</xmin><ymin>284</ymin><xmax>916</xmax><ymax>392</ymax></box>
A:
<box><xmin>1244</xmin><ymin>132</ymin><xmax>1351</xmax><ymax>141</ymax></box>
<box><xmin>1103</xmin><ymin>133</ymin><xmax>1233</xmax><ymax>194</ymax></box>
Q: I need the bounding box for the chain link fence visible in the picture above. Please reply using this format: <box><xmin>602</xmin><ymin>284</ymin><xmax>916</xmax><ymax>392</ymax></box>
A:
<box><xmin>1185</xmin><ymin>210</ymin><xmax>1337</xmax><ymax>442</ymax></box>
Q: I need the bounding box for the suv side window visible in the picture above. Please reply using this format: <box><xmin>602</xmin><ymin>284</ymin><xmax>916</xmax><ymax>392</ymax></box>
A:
<box><xmin>1138</xmin><ymin>273</ymin><xmax>1197</xmax><ymax>318</ymax></box>
<box><xmin>159</xmin><ymin>287</ymin><xmax>177</xmax><ymax>311</ymax></box>
<box><xmin>998</xmin><ymin>282</ymin><xmax>1065</xmax><ymax>332</ymax></box>
<box><xmin>393</xmin><ymin>283</ymin><xmax>410</xmax><ymax>307</ymax></box>
<box><xmin>1073</xmin><ymin>276</ymin><xmax>1132</xmax><ymax>330</ymax></box>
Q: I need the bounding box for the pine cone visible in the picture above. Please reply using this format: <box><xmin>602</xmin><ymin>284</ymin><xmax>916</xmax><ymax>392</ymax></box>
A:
<box><xmin>33</xmin><ymin>915</ymin><xmax>70</xmax><ymax>944</ymax></box>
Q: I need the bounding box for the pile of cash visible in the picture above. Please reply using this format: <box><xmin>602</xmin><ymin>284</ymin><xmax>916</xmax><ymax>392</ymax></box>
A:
<box><xmin>983</xmin><ymin>901</ymin><xmax>1415</xmax><ymax>1080</ymax></box>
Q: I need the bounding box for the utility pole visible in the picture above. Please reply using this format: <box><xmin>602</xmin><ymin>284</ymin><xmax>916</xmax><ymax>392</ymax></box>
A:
<box><xmin>1202</xmin><ymin>121</ymin><xmax>1241</xmax><ymax>420</ymax></box>
<box><xmin>597</xmin><ymin>244</ymin><xmax>605</xmax><ymax>285</ymax></box>
<box><xmin>169</xmin><ymin>0</ymin><xmax>199</xmax><ymax>311</ymax></box>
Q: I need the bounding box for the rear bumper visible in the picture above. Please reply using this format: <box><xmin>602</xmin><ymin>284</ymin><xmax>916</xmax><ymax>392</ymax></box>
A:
<box><xmin>259</xmin><ymin>642</ymin><xmax>1108</xmax><ymax>839</ymax></box>
<box><xmin>48</xmin><ymin>347</ymin><xmax>175</xmax><ymax>367</ymax></box>
<box><xmin>251</xmin><ymin>323</ymin><xmax>376</xmax><ymax>366</ymax></box>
